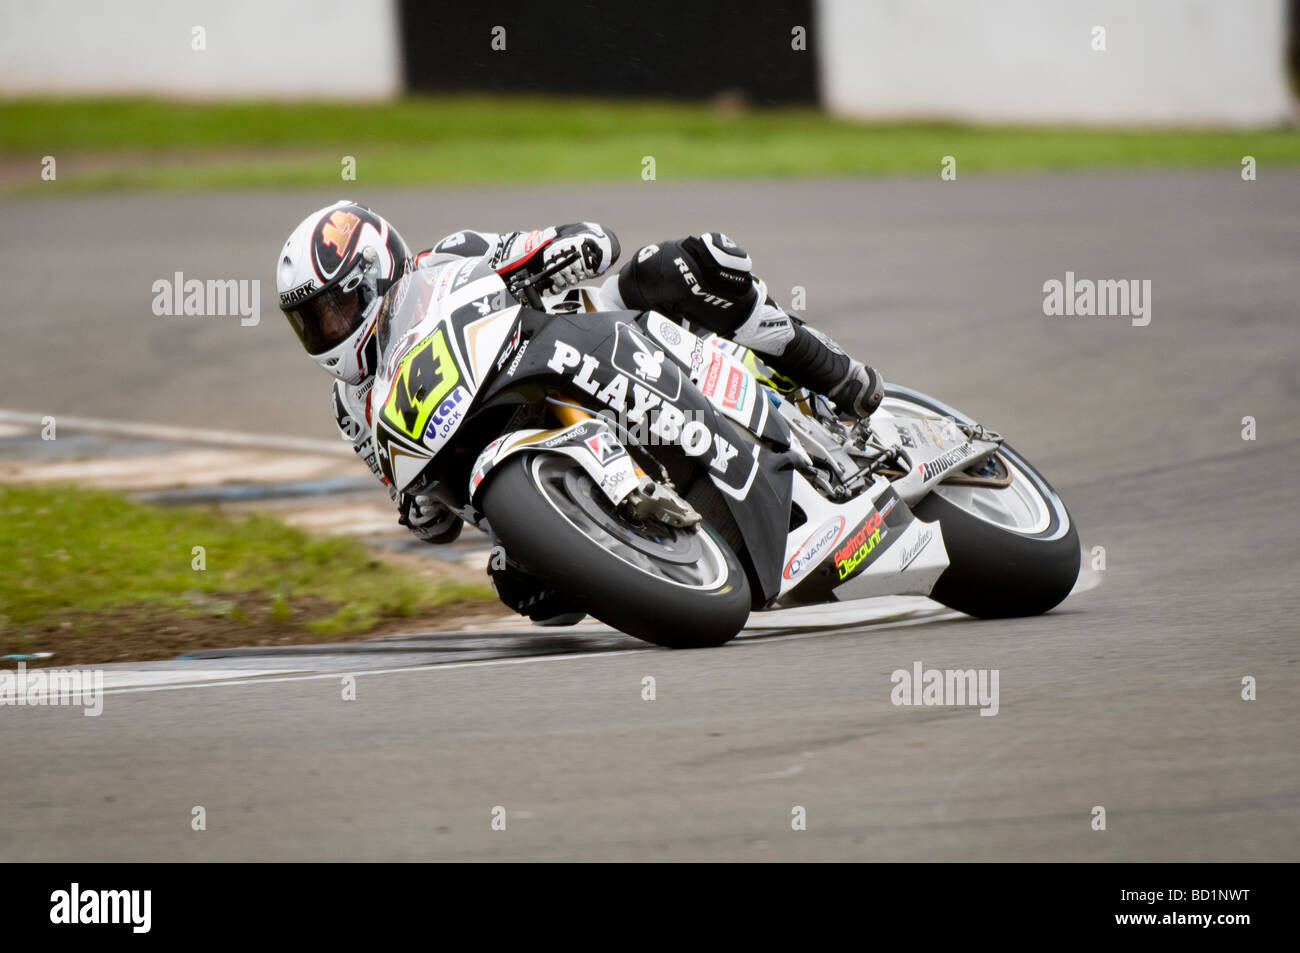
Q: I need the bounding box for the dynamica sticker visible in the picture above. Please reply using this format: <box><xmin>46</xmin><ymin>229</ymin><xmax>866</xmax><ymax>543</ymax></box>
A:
<box><xmin>783</xmin><ymin>516</ymin><xmax>846</xmax><ymax>581</ymax></box>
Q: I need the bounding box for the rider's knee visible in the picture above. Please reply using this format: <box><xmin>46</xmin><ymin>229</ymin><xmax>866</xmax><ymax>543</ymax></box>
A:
<box><xmin>615</xmin><ymin>233</ymin><xmax>760</xmax><ymax>336</ymax></box>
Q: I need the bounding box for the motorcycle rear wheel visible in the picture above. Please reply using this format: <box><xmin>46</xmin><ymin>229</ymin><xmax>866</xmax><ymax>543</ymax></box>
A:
<box><xmin>884</xmin><ymin>386</ymin><xmax>1081</xmax><ymax>618</ymax></box>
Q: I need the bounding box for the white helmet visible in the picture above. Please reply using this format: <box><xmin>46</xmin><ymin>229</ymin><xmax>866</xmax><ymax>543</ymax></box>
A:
<box><xmin>276</xmin><ymin>200</ymin><xmax>411</xmax><ymax>385</ymax></box>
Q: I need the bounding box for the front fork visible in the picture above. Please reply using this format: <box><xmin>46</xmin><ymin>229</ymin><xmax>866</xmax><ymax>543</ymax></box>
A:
<box><xmin>468</xmin><ymin>401</ymin><xmax>701</xmax><ymax>529</ymax></box>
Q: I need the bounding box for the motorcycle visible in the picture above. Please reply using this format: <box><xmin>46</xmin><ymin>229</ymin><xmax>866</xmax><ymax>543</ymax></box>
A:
<box><xmin>368</xmin><ymin>249</ymin><xmax>1081</xmax><ymax>648</ymax></box>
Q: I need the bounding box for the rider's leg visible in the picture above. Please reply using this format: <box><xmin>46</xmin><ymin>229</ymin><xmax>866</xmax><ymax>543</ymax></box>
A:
<box><xmin>604</xmin><ymin>233</ymin><xmax>883</xmax><ymax>417</ymax></box>
<box><xmin>488</xmin><ymin>549</ymin><xmax>587</xmax><ymax>626</ymax></box>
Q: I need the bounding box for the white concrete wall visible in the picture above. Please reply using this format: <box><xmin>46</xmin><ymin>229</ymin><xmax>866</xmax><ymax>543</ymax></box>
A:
<box><xmin>0</xmin><ymin>0</ymin><xmax>402</xmax><ymax>98</ymax></box>
<box><xmin>816</xmin><ymin>0</ymin><xmax>1293</xmax><ymax>126</ymax></box>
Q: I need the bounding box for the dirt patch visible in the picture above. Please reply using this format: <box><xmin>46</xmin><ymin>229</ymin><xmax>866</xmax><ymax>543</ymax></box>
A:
<box><xmin>2</xmin><ymin>592</ymin><xmax>509</xmax><ymax>667</ymax></box>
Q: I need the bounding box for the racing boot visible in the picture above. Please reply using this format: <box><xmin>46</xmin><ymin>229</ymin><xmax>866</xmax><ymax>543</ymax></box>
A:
<box><xmin>488</xmin><ymin>550</ymin><xmax>588</xmax><ymax>626</ymax></box>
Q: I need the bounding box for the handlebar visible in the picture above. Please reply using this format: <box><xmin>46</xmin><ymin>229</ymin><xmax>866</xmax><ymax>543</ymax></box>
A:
<box><xmin>507</xmin><ymin>249</ymin><xmax>582</xmax><ymax>311</ymax></box>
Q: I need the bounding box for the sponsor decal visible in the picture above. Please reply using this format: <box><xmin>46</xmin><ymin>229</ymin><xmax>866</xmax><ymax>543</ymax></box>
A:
<box><xmin>723</xmin><ymin>366</ymin><xmax>749</xmax><ymax>410</ymax></box>
<box><xmin>610</xmin><ymin>324</ymin><xmax>681</xmax><ymax>400</ymax></box>
<box><xmin>702</xmin><ymin>356</ymin><xmax>723</xmax><ymax>397</ymax></box>
<box><xmin>496</xmin><ymin>326</ymin><xmax>522</xmax><ymax>370</ymax></box>
<box><xmin>385</xmin><ymin>272</ymin><xmax>412</xmax><ymax>320</ymax></box>
<box><xmin>546</xmin><ymin>339</ymin><xmax>741</xmax><ymax>477</ymax></box>
<box><xmin>688</xmin><ymin>337</ymin><xmax>707</xmax><ymax>373</ymax></box>
<box><xmin>783</xmin><ymin>516</ymin><xmax>846</xmax><ymax>581</ymax></box>
<box><xmin>918</xmin><ymin>442</ymin><xmax>975</xmax><ymax>482</ymax></box>
<box><xmin>279</xmin><ymin>281</ymin><xmax>316</xmax><ymax>307</ymax></box>
<box><xmin>897</xmin><ymin>527</ymin><xmax>934</xmax><ymax>572</ymax></box>
<box><xmin>599</xmin><ymin>468</ymin><xmax>632</xmax><ymax>491</ymax></box>
<box><xmin>431</xmin><ymin>262</ymin><xmax>459</xmax><ymax>301</ymax></box>
<box><xmin>543</xmin><ymin>423</ymin><xmax>592</xmax><ymax>448</ymax></box>
<box><xmin>585</xmin><ymin>431</ymin><xmax>627</xmax><ymax>464</ymax></box>
<box><xmin>834</xmin><ymin>504</ymin><xmax>894</xmax><ymax>580</ymax></box>
<box><xmin>655</xmin><ymin>320</ymin><xmax>682</xmax><ymax>346</ymax></box>
<box><xmin>673</xmin><ymin>257</ymin><xmax>733</xmax><ymax>309</ymax></box>
<box><xmin>470</xmin><ymin>437</ymin><xmax>504</xmax><ymax>493</ymax></box>
<box><xmin>637</xmin><ymin>244</ymin><xmax>659</xmax><ymax>263</ymax></box>
<box><xmin>505</xmin><ymin>338</ymin><xmax>529</xmax><ymax>376</ymax></box>
<box><xmin>423</xmin><ymin>386</ymin><xmax>469</xmax><ymax>445</ymax></box>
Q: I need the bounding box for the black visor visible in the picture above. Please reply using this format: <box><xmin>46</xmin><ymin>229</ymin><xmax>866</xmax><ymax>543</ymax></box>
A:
<box><xmin>284</xmin><ymin>283</ymin><xmax>367</xmax><ymax>355</ymax></box>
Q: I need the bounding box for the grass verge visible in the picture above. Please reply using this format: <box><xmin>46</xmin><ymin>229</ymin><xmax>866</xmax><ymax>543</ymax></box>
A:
<box><xmin>3</xmin><ymin>96</ymin><xmax>1297</xmax><ymax>192</ymax></box>
<box><xmin>0</xmin><ymin>484</ymin><xmax>496</xmax><ymax>664</ymax></box>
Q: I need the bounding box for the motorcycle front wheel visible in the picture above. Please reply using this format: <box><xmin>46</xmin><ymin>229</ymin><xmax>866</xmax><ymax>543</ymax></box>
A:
<box><xmin>479</xmin><ymin>453</ymin><xmax>752</xmax><ymax>648</ymax></box>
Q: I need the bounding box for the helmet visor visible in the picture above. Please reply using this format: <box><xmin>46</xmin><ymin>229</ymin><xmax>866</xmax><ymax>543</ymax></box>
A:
<box><xmin>284</xmin><ymin>284</ymin><xmax>365</xmax><ymax>355</ymax></box>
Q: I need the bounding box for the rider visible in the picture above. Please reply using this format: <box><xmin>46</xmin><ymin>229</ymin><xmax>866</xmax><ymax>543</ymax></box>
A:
<box><xmin>275</xmin><ymin>201</ymin><xmax>884</xmax><ymax>614</ymax></box>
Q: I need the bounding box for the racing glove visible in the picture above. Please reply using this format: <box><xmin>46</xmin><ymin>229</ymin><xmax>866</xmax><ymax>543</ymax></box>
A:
<box><xmin>539</xmin><ymin>223</ymin><xmax>620</xmax><ymax>294</ymax></box>
<box><xmin>398</xmin><ymin>493</ymin><xmax>463</xmax><ymax>545</ymax></box>
<box><xmin>827</xmin><ymin>360</ymin><xmax>885</xmax><ymax>419</ymax></box>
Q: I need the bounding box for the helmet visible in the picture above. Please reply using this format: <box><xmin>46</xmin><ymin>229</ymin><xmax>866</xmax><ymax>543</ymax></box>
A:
<box><xmin>276</xmin><ymin>201</ymin><xmax>410</xmax><ymax>385</ymax></box>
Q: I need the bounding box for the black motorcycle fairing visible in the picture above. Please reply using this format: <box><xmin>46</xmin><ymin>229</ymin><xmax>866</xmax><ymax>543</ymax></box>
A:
<box><xmin>464</xmin><ymin>308</ymin><xmax>794</xmax><ymax>603</ymax></box>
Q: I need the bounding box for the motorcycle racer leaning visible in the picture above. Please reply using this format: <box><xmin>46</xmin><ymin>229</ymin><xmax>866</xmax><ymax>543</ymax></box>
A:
<box><xmin>275</xmin><ymin>201</ymin><xmax>884</xmax><ymax>622</ymax></box>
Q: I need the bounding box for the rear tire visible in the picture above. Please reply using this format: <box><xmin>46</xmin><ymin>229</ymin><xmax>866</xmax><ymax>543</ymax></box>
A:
<box><xmin>913</xmin><ymin>482</ymin><xmax>1080</xmax><ymax>617</ymax></box>
<box><xmin>886</xmin><ymin>386</ymin><xmax>1081</xmax><ymax>618</ymax></box>
<box><xmin>479</xmin><ymin>454</ymin><xmax>751</xmax><ymax>648</ymax></box>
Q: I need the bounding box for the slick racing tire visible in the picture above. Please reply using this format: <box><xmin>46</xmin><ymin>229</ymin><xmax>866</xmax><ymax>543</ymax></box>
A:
<box><xmin>884</xmin><ymin>386</ymin><xmax>1081</xmax><ymax>618</ymax></box>
<box><xmin>479</xmin><ymin>453</ymin><xmax>751</xmax><ymax>648</ymax></box>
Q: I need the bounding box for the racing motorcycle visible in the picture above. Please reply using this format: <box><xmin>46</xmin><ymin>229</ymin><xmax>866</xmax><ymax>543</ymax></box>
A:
<box><xmin>369</xmin><ymin>250</ymin><xmax>1081</xmax><ymax>649</ymax></box>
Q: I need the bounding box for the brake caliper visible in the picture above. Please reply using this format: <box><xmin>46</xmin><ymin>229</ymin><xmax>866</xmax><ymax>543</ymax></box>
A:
<box><xmin>622</xmin><ymin>476</ymin><xmax>701</xmax><ymax>529</ymax></box>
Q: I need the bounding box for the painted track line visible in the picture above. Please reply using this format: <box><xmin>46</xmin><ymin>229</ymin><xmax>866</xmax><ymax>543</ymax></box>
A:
<box><xmin>10</xmin><ymin>564</ymin><xmax>1103</xmax><ymax>701</ymax></box>
<box><xmin>40</xmin><ymin>611</ymin><xmax>968</xmax><ymax>702</ymax></box>
<box><xmin>0</xmin><ymin>408</ymin><xmax>352</xmax><ymax>457</ymax></box>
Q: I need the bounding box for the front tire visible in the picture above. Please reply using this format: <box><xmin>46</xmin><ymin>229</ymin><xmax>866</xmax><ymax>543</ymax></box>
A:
<box><xmin>479</xmin><ymin>454</ymin><xmax>752</xmax><ymax>648</ymax></box>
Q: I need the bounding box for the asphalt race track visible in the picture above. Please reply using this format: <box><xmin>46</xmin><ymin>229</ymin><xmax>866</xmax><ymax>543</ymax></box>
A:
<box><xmin>2</xmin><ymin>170</ymin><xmax>1297</xmax><ymax>860</ymax></box>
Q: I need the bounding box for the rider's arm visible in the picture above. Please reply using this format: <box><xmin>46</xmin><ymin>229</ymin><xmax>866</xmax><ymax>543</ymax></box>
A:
<box><xmin>331</xmin><ymin>380</ymin><xmax>463</xmax><ymax>543</ymax></box>
<box><xmin>331</xmin><ymin>379</ymin><xmax>389</xmax><ymax>492</ymax></box>
<box><xmin>415</xmin><ymin>224</ymin><xmax>619</xmax><ymax>294</ymax></box>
